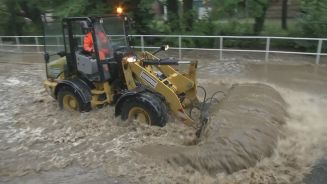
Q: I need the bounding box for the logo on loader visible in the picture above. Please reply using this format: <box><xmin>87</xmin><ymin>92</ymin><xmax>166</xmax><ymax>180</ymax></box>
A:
<box><xmin>140</xmin><ymin>71</ymin><xmax>158</xmax><ymax>88</ymax></box>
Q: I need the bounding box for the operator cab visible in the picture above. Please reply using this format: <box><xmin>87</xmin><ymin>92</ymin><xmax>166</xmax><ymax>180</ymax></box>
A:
<box><xmin>43</xmin><ymin>15</ymin><xmax>131</xmax><ymax>83</ymax></box>
<box><xmin>73</xmin><ymin>18</ymin><xmax>113</xmax><ymax>81</ymax></box>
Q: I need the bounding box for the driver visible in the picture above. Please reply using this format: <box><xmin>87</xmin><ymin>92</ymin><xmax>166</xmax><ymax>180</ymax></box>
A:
<box><xmin>80</xmin><ymin>21</ymin><xmax>110</xmax><ymax>72</ymax></box>
<box><xmin>81</xmin><ymin>21</ymin><xmax>109</xmax><ymax>60</ymax></box>
<box><xmin>83</xmin><ymin>31</ymin><xmax>109</xmax><ymax>60</ymax></box>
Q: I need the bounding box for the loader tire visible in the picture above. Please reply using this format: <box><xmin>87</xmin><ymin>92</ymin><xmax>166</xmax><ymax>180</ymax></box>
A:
<box><xmin>58</xmin><ymin>86</ymin><xmax>90</xmax><ymax>112</ymax></box>
<box><xmin>120</xmin><ymin>92</ymin><xmax>168</xmax><ymax>127</ymax></box>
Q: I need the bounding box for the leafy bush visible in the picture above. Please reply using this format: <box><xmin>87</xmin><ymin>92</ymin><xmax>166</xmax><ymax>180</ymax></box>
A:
<box><xmin>295</xmin><ymin>0</ymin><xmax>327</xmax><ymax>52</ymax></box>
<box><xmin>214</xmin><ymin>19</ymin><xmax>253</xmax><ymax>36</ymax></box>
<box><xmin>298</xmin><ymin>0</ymin><xmax>327</xmax><ymax>38</ymax></box>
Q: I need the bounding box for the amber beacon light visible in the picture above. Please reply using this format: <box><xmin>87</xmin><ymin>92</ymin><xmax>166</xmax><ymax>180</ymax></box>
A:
<box><xmin>116</xmin><ymin>7</ymin><xmax>123</xmax><ymax>14</ymax></box>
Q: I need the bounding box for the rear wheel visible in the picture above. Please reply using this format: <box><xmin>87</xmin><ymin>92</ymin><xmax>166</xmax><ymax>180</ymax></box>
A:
<box><xmin>120</xmin><ymin>92</ymin><xmax>168</xmax><ymax>127</ymax></box>
<box><xmin>58</xmin><ymin>87</ymin><xmax>89</xmax><ymax>112</ymax></box>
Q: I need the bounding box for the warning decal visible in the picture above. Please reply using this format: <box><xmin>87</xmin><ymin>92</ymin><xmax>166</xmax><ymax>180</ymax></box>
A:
<box><xmin>140</xmin><ymin>71</ymin><xmax>158</xmax><ymax>88</ymax></box>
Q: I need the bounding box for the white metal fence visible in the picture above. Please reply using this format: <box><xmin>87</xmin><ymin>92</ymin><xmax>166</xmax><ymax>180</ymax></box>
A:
<box><xmin>0</xmin><ymin>35</ymin><xmax>326</xmax><ymax>64</ymax></box>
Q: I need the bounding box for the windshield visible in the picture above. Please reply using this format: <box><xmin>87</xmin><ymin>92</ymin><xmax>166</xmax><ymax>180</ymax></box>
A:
<box><xmin>94</xmin><ymin>22</ymin><xmax>113</xmax><ymax>60</ymax></box>
<box><xmin>101</xmin><ymin>16</ymin><xmax>128</xmax><ymax>50</ymax></box>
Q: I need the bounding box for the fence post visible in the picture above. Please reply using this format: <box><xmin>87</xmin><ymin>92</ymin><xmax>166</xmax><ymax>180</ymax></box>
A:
<box><xmin>265</xmin><ymin>37</ymin><xmax>270</xmax><ymax>62</ymax></box>
<box><xmin>141</xmin><ymin>35</ymin><xmax>144</xmax><ymax>52</ymax></box>
<box><xmin>316</xmin><ymin>39</ymin><xmax>323</xmax><ymax>65</ymax></box>
<box><xmin>179</xmin><ymin>36</ymin><xmax>182</xmax><ymax>60</ymax></box>
<box><xmin>35</xmin><ymin>37</ymin><xmax>40</xmax><ymax>52</ymax></box>
<box><xmin>219</xmin><ymin>37</ymin><xmax>223</xmax><ymax>61</ymax></box>
<box><xmin>56</xmin><ymin>37</ymin><xmax>60</xmax><ymax>52</ymax></box>
<box><xmin>0</xmin><ymin>37</ymin><xmax>3</xmax><ymax>49</ymax></box>
<box><xmin>15</xmin><ymin>37</ymin><xmax>21</xmax><ymax>51</ymax></box>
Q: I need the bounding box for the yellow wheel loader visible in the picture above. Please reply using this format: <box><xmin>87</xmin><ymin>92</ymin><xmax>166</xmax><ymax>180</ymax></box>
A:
<box><xmin>43</xmin><ymin>15</ymin><xmax>216</xmax><ymax>129</ymax></box>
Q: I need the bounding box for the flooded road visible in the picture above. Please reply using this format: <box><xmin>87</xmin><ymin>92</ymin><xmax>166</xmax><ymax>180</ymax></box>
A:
<box><xmin>1</xmin><ymin>52</ymin><xmax>327</xmax><ymax>183</ymax></box>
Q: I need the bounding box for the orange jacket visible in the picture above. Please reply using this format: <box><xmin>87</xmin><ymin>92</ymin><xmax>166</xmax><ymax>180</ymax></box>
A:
<box><xmin>83</xmin><ymin>32</ymin><xmax>94</xmax><ymax>53</ymax></box>
<box><xmin>83</xmin><ymin>32</ymin><xmax>109</xmax><ymax>60</ymax></box>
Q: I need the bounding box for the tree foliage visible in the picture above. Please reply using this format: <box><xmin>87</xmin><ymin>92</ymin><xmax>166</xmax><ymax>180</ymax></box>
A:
<box><xmin>53</xmin><ymin>0</ymin><xmax>111</xmax><ymax>17</ymax></box>
<box><xmin>182</xmin><ymin>0</ymin><xmax>194</xmax><ymax>32</ymax></box>
<box><xmin>166</xmin><ymin>0</ymin><xmax>180</xmax><ymax>32</ymax></box>
<box><xmin>281</xmin><ymin>0</ymin><xmax>288</xmax><ymax>30</ymax></box>
<box><xmin>0</xmin><ymin>0</ymin><xmax>155</xmax><ymax>35</ymax></box>
<box><xmin>0</xmin><ymin>0</ymin><xmax>327</xmax><ymax>40</ymax></box>
<box><xmin>298</xmin><ymin>0</ymin><xmax>327</xmax><ymax>38</ymax></box>
<box><xmin>0</xmin><ymin>0</ymin><xmax>55</xmax><ymax>35</ymax></box>
<box><xmin>163</xmin><ymin>0</ymin><xmax>195</xmax><ymax>33</ymax></box>
<box><xmin>123</xmin><ymin>0</ymin><xmax>155</xmax><ymax>34</ymax></box>
<box><xmin>210</xmin><ymin>0</ymin><xmax>271</xmax><ymax>35</ymax></box>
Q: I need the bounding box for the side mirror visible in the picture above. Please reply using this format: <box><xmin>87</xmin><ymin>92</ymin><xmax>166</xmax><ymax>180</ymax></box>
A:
<box><xmin>161</xmin><ymin>45</ymin><xmax>169</xmax><ymax>51</ymax></box>
<box><xmin>152</xmin><ymin>44</ymin><xmax>169</xmax><ymax>55</ymax></box>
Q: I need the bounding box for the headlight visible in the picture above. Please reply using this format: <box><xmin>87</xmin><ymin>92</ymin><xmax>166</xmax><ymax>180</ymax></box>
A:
<box><xmin>126</xmin><ymin>56</ymin><xmax>136</xmax><ymax>63</ymax></box>
<box><xmin>164</xmin><ymin>45</ymin><xmax>169</xmax><ymax>51</ymax></box>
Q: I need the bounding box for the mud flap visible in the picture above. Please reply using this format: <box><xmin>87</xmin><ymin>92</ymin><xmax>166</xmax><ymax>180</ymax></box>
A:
<box><xmin>55</xmin><ymin>78</ymin><xmax>92</xmax><ymax>105</ymax></box>
<box><xmin>115</xmin><ymin>86</ymin><xmax>148</xmax><ymax>117</ymax></box>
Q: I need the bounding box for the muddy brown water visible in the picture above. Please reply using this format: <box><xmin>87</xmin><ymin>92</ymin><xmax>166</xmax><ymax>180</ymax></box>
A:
<box><xmin>1</xmin><ymin>52</ymin><xmax>327</xmax><ymax>183</ymax></box>
<box><xmin>138</xmin><ymin>83</ymin><xmax>287</xmax><ymax>176</ymax></box>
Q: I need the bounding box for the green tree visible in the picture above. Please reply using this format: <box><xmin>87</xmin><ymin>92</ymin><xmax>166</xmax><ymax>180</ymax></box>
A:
<box><xmin>299</xmin><ymin>0</ymin><xmax>327</xmax><ymax>38</ymax></box>
<box><xmin>167</xmin><ymin>0</ymin><xmax>180</xmax><ymax>32</ymax></box>
<box><xmin>1</xmin><ymin>0</ymin><xmax>25</xmax><ymax>35</ymax></box>
<box><xmin>122</xmin><ymin>0</ymin><xmax>155</xmax><ymax>34</ymax></box>
<box><xmin>0</xmin><ymin>4</ymin><xmax>8</xmax><ymax>35</ymax></box>
<box><xmin>53</xmin><ymin>0</ymin><xmax>111</xmax><ymax>17</ymax></box>
<box><xmin>164</xmin><ymin>0</ymin><xmax>195</xmax><ymax>33</ymax></box>
<box><xmin>281</xmin><ymin>0</ymin><xmax>288</xmax><ymax>30</ymax></box>
<box><xmin>183</xmin><ymin>0</ymin><xmax>194</xmax><ymax>32</ymax></box>
<box><xmin>210</xmin><ymin>0</ymin><xmax>271</xmax><ymax>35</ymax></box>
<box><xmin>18</xmin><ymin>0</ymin><xmax>45</xmax><ymax>34</ymax></box>
<box><xmin>53</xmin><ymin>0</ymin><xmax>156</xmax><ymax>34</ymax></box>
<box><xmin>250</xmin><ymin>0</ymin><xmax>271</xmax><ymax>35</ymax></box>
<box><xmin>0</xmin><ymin>0</ymin><xmax>156</xmax><ymax>35</ymax></box>
<box><xmin>210</xmin><ymin>0</ymin><xmax>246</xmax><ymax>18</ymax></box>
<box><xmin>0</xmin><ymin>0</ymin><xmax>51</xmax><ymax>35</ymax></box>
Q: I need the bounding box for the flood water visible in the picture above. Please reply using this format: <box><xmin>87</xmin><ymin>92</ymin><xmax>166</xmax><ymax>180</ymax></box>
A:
<box><xmin>0</xmin><ymin>51</ymin><xmax>327</xmax><ymax>184</ymax></box>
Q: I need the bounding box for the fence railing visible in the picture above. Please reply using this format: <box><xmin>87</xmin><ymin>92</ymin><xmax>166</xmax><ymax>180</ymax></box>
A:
<box><xmin>0</xmin><ymin>35</ymin><xmax>326</xmax><ymax>64</ymax></box>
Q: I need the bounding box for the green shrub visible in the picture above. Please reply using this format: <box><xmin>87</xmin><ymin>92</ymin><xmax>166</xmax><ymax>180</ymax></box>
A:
<box><xmin>295</xmin><ymin>0</ymin><xmax>327</xmax><ymax>52</ymax></box>
<box><xmin>214</xmin><ymin>19</ymin><xmax>253</xmax><ymax>36</ymax></box>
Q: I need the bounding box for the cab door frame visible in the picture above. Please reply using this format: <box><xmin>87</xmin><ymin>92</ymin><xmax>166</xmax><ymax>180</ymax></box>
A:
<box><xmin>62</xmin><ymin>17</ymin><xmax>106</xmax><ymax>81</ymax></box>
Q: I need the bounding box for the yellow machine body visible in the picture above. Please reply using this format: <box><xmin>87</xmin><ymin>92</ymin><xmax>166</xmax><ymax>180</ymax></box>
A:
<box><xmin>123</xmin><ymin>52</ymin><xmax>199</xmax><ymax>127</ymax></box>
<box><xmin>44</xmin><ymin>51</ymin><xmax>199</xmax><ymax>127</ymax></box>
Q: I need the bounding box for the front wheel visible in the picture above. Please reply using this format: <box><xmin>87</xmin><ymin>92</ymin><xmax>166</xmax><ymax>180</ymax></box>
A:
<box><xmin>57</xmin><ymin>87</ymin><xmax>89</xmax><ymax>112</ymax></box>
<box><xmin>120</xmin><ymin>92</ymin><xmax>168</xmax><ymax>127</ymax></box>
